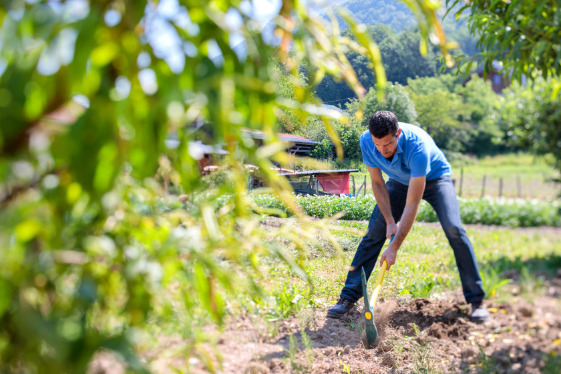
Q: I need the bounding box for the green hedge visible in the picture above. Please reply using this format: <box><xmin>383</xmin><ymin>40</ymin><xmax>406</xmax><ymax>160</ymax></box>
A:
<box><xmin>251</xmin><ymin>194</ymin><xmax>561</xmax><ymax>227</ymax></box>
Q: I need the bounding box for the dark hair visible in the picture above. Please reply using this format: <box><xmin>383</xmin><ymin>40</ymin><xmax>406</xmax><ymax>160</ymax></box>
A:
<box><xmin>369</xmin><ymin>111</ymin><xmax>399</xmax><ymax>138</ymax></box>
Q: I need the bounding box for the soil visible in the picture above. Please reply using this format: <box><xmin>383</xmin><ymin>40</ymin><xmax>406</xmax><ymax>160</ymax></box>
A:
<box><xmin>90</xmin><ymin>219</ymin><xmax>561</xmax><ymax>373</ymax></box>
<box><xmin>186</xmin><ymin>289</ymin><xmax>561</xmax><ymax>374</ymax></box>
<box><xmin>184</xmin><ymin>220</ymin><xmax>561</xmax><ymax>373</ymax></box>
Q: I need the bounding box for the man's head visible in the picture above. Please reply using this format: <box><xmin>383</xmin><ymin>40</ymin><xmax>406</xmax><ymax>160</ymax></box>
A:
<box><xmin>369</xmin><ymin>111</ymin><xmax>401</xmax><ymax>159</ymax></box>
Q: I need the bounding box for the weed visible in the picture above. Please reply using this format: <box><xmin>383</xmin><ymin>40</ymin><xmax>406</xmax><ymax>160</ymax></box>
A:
<box><xmin>412</xmin><ymin>339</ymin><xmax>439</xmax><ymax>374</ymax></box>
<box><xmin>287</xmin><ymin>334</ymin><xmax>300</xmax><ymax>372</ymax></box>
<box><xmin>409</xmin><ymin>323</ymin><xmax>441</xmax><ymax>374</ymax></box>
<box><xmin>338</xmin><ymin>360</ymin><xmax>351</xmax><ymax>374</ymax></box>
<box><xmin>480</xmin><ymin>266</ymin><xmax>511</xmax><ymax>299</ymax></box>
<box><xmin>344</xmin><ymin>317</ymin><xmax>362</xmax><ymax>332</ymax></box>
<box><xmin>476</xmin><ymin>344</ymin><xmax>499</xmax><ymax>373</ymax></box>
<box><xmin>284</xmin><ymin>330</ymin><xmax>314</xmax><ymax>374</ymax></box>
<box><xmin>401</xmin><ymin>276</ymin><xmax>438</xmax><ymax>298</ymax></box>
<box><xmin>267</xmin><ymin>283</ymin><xmax>306</xmax><ymax>321</ymax></box>
<box><xmin>298</xmin><ymin>309</ymin><xmax>318</xmax><ymax>331</ymax></box>
<box><xmin>519</xmin><ymin>267</ymin><xmax>545</xmax><ymax>301</ymax></box>
<box><xmin>542</xmin><ymin>351</ymin><xmax>561</xmax><ymax>374</ymax></box>
<box><xmin>389</xmin><ymin>335</ymin><xmax>411</xmax><ymax>355</ymax></box>
<box><xmin>301</xmin><ymin>329</ymin><xmax>315</xmax><ymax>369</ymax></box>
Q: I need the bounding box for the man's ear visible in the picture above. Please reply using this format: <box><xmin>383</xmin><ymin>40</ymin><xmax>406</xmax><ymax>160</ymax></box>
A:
<box><xmin>397</xmin><ymin>128</ymin><xmax>402</xmax><ymax>136</ymax></box>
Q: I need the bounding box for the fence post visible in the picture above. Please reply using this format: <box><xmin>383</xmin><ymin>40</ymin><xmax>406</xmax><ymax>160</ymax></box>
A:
<box><xmin>517</xmin><ymin>175</ymin><xmax>521</xmax><ymax>198</ymax></box>
<box><xmin>459</xmin><ymin>168</ymin><xmax>464</xmax><ymax>197</ymax></box>
<box><xmin>247</xmin><ymin>174</ymin><xmax>253</xmax><ymax>193</ymax></box>
<box><xmin>364</xmin><ymin>175</ymin><xmax>367</xmax><ymax>197</ymax></box>
<box><xmin>499</xmin><ymin>177</ymin><xmax>503</xmax><ymax>197</ymax></box>
<box><xmin>352</xmin><ymin>175</ymin><xmax>356</xmax><ymax>196</ymax></box>
<box><xmin>480</xmin><ymin>175</ymin><xmax>486</xmax><ymax>199</ymax></box>
<box><xmin>315</xmin><ymin>175</ymin><xmax>318</xmax><ymax>195</ymax></box>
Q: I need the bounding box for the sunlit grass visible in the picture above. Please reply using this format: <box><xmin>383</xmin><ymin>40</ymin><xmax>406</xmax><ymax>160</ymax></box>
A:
<box><xmin>144</xmin><ymin>219</ymin><xmax>561</xmax><ymax>371</ymax></box>
<box><xmin>177</xmin><ymin>220</ymin><xmax>561</xmax><ymax>338</ymax></box>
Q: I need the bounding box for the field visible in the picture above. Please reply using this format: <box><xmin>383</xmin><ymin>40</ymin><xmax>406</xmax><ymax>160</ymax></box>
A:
<box><xmin>115</xmin><ymin>154</ymin><xmax>560</xmax><ymax>374</ymax></box>
<box><xmin>187</xmin><ymin>221</ymin><xmax>561</xmax><ymax>373</ymax></box>
<box><xmin>80</xmin><ymin>154</ymin><xmax>561</xmax><ymax>373</ymax></box>
<box><xmin>89</xmin><ymin>217</ymin><xmax>561</xmax><ymax>373</ymax></box>
<box><xmin>347</xmin><ymin>154</ymin><xmax>559</xmax><ymax>200</ymax></box>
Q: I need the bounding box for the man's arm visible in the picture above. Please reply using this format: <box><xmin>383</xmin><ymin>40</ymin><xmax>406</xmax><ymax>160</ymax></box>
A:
<box><xmin>380</xmin><ymin>175</ymin><xmax>426</xmax><ymax>269</ymax></box>
<box><xmin>368</xmin><ymin>166</ymin><xmax>397</xmax><ymax>237</ymax></box>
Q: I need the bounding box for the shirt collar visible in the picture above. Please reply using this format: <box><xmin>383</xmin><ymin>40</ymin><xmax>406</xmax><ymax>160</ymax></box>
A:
<box><xmin>396</xmin><ymin>133</ymin><xmax>403</xmax><ymax>155</ymax></box>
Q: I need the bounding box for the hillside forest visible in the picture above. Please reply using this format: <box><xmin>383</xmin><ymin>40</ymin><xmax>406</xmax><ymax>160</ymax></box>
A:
<box><xmin>275</xmin><ymin>0</ymin><xmax>561</xmax><ymax>174</ymax></box>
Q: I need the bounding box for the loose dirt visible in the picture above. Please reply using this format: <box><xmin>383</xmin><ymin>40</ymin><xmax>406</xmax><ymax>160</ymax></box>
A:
<box><xmin>180</xmin><ymin>219</ymin><xmax>561</xmax><ymax>373</ymax></box>
<box><xmin>187</xmin><ymin>289</ymin><xmax>561</xmax><ymax>374</ymax></box>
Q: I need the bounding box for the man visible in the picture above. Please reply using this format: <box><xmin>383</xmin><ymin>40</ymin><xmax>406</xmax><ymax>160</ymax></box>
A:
<box><xmin>327</xmin><ymin>111</ymin><xmax>489</xmax><ymax>322</ymax></box>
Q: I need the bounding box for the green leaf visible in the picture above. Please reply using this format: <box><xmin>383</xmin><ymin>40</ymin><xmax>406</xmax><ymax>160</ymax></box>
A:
<box><xmin>91</xmin><ymin>42</ymin><xmax>119</xmax><ymax>67</ymax></box>
<box><xmin>0</xmin><ymin>280</ymin><xmax>11</xmax><ymax>319</ymax></box>
<box><xmin>15</xmin><ymin>219</ymin><xmax>41</xmax><ymax>242</ymax></box>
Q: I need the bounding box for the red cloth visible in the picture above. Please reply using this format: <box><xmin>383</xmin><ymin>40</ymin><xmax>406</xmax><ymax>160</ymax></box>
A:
<box><xmin>316</xmin><ymin>173</ymin><xmax>350</xmax><ymax>194</ymax></box>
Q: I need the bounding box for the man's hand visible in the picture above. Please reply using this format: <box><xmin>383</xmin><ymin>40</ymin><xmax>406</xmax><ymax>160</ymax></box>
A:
<box><xmin>380</xmin><ymin>242</ymin><xmax>398</xmax><ymax>270</ymax></box>
<box><xmin>386</xmin><ymin>222</ymin><xmax>397</xmax><ymax>239</ymax></box>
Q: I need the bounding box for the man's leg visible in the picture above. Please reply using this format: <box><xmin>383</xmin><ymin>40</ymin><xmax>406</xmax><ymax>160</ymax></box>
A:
<box><xmin>423</xmin><ymin>177</ymin><xmax>488</xmax><ymax>321</ymax></box>
<box><xmin>327</xmin><ymin>180</ymin><xmax>407</xmax><ymax>318</ymax></box>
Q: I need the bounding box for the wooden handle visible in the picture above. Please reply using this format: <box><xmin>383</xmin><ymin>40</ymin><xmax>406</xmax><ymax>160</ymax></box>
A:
<box><xmin>368</xmin><ymin>235</ymin><xmax>393</xmax><ymax>307</ymax></box>
<box><xmin>369</xmin><ymin>260</ymin><xmax>387</xmax><ymax>307</ymax></box>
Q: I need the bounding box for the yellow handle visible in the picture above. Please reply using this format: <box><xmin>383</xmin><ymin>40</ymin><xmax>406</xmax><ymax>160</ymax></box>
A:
<box><xmin>369</xmin><ymin>260</ymin><xmax>387</xmax><ymax>308</ymax></box>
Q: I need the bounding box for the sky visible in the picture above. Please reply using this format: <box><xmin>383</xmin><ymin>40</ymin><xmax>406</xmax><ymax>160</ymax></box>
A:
<box><xmin>145</xmin><ymin>0</ymin><xmax>341</xmax><ymax>72</ymax></box>
<box><xmin>3</xmin><ymin>0</ymin><xmax>338</xmax><ymax>98</ymax></box>
<box><xmin>145</xmin><ymin>0</ymin><xmax>285</xmax><ymax>72</ymax></box>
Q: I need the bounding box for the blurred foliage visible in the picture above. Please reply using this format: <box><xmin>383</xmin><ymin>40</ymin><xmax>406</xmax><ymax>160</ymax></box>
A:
<box><xmin>446</xmin><ymin>0</ymin><xmax>561</xmax><ymax>177</ymax></box>
<box><xmin>496</xmin><ymin>78</ymin><xmax>561</xmax><ymax>178</ymax></box>
<box><xmin>447</xmin><ymin>0</ymin><xmax>561</xmax><ymax>81</ymax></box>
<box><xmin>0</xmin><ymin>0</ymin><xmax>451</xmax><ymax>372</ymax></box>
<box><xmin>346</xmin><ymin>83</ymin><xmax>417</xmax><ymax>127</ymax></box>
<box><xmin>309</xmin><ymin>138</ymin><xmax>334</xmax><ymax>159</ymax></box>
<box><xmin>406</xmin><ymin>74</ymin><xmax>502</xmax><ymax>156</ymax></box>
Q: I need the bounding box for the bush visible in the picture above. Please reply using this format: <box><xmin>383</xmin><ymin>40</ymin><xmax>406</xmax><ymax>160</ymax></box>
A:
<box><xmin>309</xmin><ymin>139</ymin><xmax>334</xmax><ymax>159</ymax></box>
<box><xmin>346</xmin><ymin>84</ymin><xmax>417</xmax><ymax>127</ymax></box>
<box><xmin>252</xmin><ymin>194</ymin><xmax>561</xmax><ymax>227</ymax></box>
<box><xmin>335</xmin><ymin>122</ymin><xmax>363</xmax><ymax>161</ymax></box>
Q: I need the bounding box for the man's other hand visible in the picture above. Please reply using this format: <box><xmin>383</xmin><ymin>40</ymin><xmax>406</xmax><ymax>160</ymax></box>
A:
<box><xmin>380</xmin><ymin>244</ymin><xmax>398</xmax><ymax>270</ymax></box>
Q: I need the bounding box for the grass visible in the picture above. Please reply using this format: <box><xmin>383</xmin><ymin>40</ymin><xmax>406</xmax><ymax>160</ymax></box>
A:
<box><xmin>149</xmin><ymin>218</ymin><xmax>561</xmax><ymax>372</ymax></box>
<box><xmin>219</xmin><ymin>221</ymin><xmax>561</xmax><ymax>330</ymax></box>
<box><xmin>476</xmin><ymin>344</ymin><xmax>500</xmax><ymax>374</ymax></box>
<box><xmin>165</xmin><ymin>219</ymin><xmax>559</xmax><ymax>335</ymax></box>
<box><xmin>285</xmin><ymin>223</ymin><xmax>557</xmax><ymax>312</ymax></box>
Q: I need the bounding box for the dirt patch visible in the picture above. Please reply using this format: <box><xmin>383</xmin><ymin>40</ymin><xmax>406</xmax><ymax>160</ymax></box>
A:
<box><xmin>187</xmin><ymin>292</ymin><xmax>561</xmax><ymax>373</ymax></box>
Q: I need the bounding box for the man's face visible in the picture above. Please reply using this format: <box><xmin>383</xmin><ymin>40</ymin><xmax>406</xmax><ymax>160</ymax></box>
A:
<box><xmin>372</xmin><ymin>129</ymin><xmax>401</xmax><ymax>159</ymax></box>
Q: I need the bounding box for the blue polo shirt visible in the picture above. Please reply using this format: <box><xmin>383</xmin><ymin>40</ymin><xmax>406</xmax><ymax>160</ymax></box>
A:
<box><xmin>360</xmin><ymin>122</ymin><xmax>451</xmax><ymax>185</ymax></box>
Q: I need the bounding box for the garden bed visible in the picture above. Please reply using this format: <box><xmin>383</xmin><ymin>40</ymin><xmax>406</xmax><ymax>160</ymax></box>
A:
<box><xmin>252</xmin><ymin>194</ymin><xmax>561</xmax><ymax>227</ymax></box>
<box><xmin>189</xmin><ymin>290</ymin><xmax>561</xmax><ymax>373</ymax></box>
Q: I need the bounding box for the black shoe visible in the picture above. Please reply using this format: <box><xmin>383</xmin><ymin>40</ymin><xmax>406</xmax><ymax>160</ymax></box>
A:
<box><xmin>470</xmin><ymin>302</ymin><xmax>490</xmax><ymax>323</ymax></box>
<box><xmin>327</xmin><ymin>297</ymin><xmax>355</xmax><ymax>319</ymax></box>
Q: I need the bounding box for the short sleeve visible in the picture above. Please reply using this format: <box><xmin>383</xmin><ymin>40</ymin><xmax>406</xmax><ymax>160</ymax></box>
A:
<box><xmin>360</xmin><ymin>134</ymin><xmax>377</xmax><ymax>168</ymax></box>
<box><xmin>409</xmin><ymin>143</ymin><xmax>430</xmax><ymax>177</ymax></box>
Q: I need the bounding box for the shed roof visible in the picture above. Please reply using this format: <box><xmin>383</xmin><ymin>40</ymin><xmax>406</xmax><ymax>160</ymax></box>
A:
<box><xmin>242</xmin><ymin>129</ymin><xmax>319</xmax><ymax>146</ymax></box>
<box><xmin>279</xmin><ymin>169</ymin><xmax>360</xmax><ymax>177</ymax></box>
